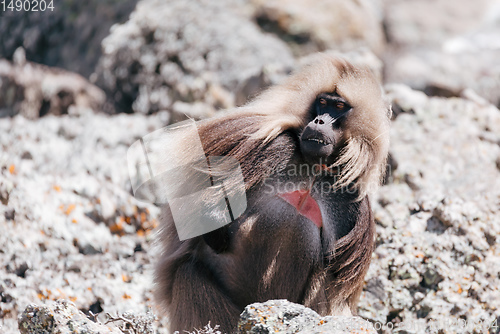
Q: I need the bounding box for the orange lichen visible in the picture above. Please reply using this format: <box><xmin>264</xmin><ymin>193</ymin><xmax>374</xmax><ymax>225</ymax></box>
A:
<box><xmin>60</xmin><ymin>204</ymin><xmax>76</xmax><ymax>215</ymax></box>
<box><xmin>53</xmin><ymin>185</ymin><xmax>61</xmax><ymax>192</ymax></box>
<box><xmin>9</xmin><ymin>164</ymin><xmax>16</xmax><ymax>174</ymax></box>
<box><xmin>38</xmin><ymin>289</ymin><xmax>53</xmax><ymax>301</ymax></box>
<box><xmin>109</xmin><ymin>208</ymin><xmax>158</xmax><ymax>236</ymax></box>
<box><xmin>110</xmin><ymin>219</ymin><xmax>125</xmax><ymax>235</ymax></box>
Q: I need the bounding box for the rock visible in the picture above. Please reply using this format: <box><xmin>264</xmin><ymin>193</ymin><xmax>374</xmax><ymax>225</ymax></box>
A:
<box><xmin>361</xmin><ymin>84</ymin><xmax>500</xmax><ymax>331</ymax></box>
<box><xmin>0</xmin><ymin>59</ymin><xmax>105</xmax><ymax>118</ymax></box>
<box><xmin>385</xmin><ymin>48</ymin><xmax>500</xmax><ymax>108</ymax></box>
<box><xmin>383</xmin><ymin>0</ymin><xmax>495</xmax><ymax>47</ymax></box>
<box><xmin>0</xmin><ymin>179</ymin><xmax>14</xmax><ymax>205</ymax></box>
<box><xmin>14</xmin><ymin>262</ymin><xmax>30</xmax><ymax>278</ymax></box>
<box><xmin>365</xmin><ymin>277</ymin><xmax>387</xmax><ymax>301</ymax></box>
<box><xmin>252</xmin><ymin>0</ymin><xmax>385</xmax><ymax>56</ymax></box>
<box><xmin>0</xmin><ymin>112</ymin><xmax>162</xmax><ymax>332</ymax></box>
<box><xmin>432</xmin><ymin>197</ymin><xmax>484</xmax><ymax>230</ymax></box>
<box><xmin>18</xmin><ymin>300</ymin><xmax>123</xmax><ymax>334</ymax></box>
<box><xmin>94</xmin><ymin>0</ymin><xmax>294</xmax><ymax>116</ymax></box>
<box><xmin>384</xmin><ymin>83</ymin><xmax>500</xmax><ymax>197</ymax></box>
<box><xmin>0</xmin><ymin>0</ymin><xmax>139</xmax><ymax>78</ymax></box>
<box><xmin>420</xmin><ymin>268</ymin><xmax>444</xmax><ymax>290</ymax></box>
<box><xmin>383</xmin><ymin>0</ymin><xmax>500</xmax><ymax>107</ymax></box>
<box><xmin>237</xmin><ymin>300</ymin><xmax>376</xmax><ymax>333</ymax></box>
<box><xmin>4</xmin><ymin>208</ymin><xmax>15</xmax><ymax>221</ymax></box>
<box><xmin>103</xmin><ymin>311</ymin><xmax>156</xmax><ymax>334</ymax></box>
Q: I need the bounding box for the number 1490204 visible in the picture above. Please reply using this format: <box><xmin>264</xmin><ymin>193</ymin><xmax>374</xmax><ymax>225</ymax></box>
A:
<box><xmin>1</xmin><ymin>0</ymin><xmax>54</xmax><ymax>11</ymax></box>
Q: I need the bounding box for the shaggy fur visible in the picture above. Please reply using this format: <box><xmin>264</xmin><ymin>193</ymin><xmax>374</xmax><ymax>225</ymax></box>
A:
<box><xmin>154</xmin><ymin>54</ymin><xmax>391</xmax><ymax>333</ymax></box>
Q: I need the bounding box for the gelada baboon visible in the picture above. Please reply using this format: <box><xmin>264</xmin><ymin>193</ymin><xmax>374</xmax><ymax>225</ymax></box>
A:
<box><xmin>154</xmin><ymin>54</ymin><xmax>391</xmax><ymax>333</ymax></box>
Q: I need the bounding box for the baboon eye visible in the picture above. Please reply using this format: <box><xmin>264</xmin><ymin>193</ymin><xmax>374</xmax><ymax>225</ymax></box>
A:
<box><xmin>335</xmin><ymin>102</ymin><xmax>347</xmax><ymax>110</ymax></box>
<box><xmin>319</xmin><ymin>98</ymin><xmax>327</xmax><ymax>106</ymax></box>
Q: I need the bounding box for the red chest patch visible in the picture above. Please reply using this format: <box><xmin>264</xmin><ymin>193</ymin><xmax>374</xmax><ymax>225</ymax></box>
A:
<box><xmin>279</xmin><ymin>190</ymin><xmax>323</xmax><ymax>228</ymax></box>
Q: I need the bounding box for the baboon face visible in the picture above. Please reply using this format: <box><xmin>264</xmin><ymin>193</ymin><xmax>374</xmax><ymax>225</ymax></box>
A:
<box><xmin>300</xmin><ymin>92</ymin><xmax>350</xmax><ymax>164</ymax></box>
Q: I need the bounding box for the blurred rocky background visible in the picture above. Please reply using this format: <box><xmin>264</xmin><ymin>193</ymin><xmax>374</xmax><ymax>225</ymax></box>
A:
<box><xmin>1</xmin><ymin>0</ymin><xmax>499</xmax><ymax>333</ymax></box>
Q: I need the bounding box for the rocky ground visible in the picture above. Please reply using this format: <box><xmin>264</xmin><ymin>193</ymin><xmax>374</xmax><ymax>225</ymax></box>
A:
<box><xmin>1</xmin><ymin>0</ymin><xmax>500</xmax><ymax>333</ymax></box>
<box><xmin>0</xmin><ymin>110</ymin><xmax>168</xmax><ymax>332</ymax></box>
